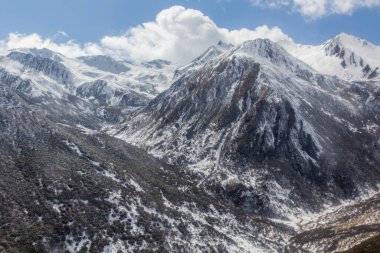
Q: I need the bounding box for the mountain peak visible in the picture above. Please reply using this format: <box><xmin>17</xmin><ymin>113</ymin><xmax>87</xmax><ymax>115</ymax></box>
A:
<box><xmin>283</xmin><ymin>33</ymin><xmax>380</xmax><ymax>81</ymax></box>
<box><xmin>327</xmin><ymin>33</ymin><xmax>374</xmax><ymax>50</ymax></box>
<box><xmin>240</xmin><ymin>38</ymin><xmax>273</xmax><ymax>47</ymax></box>
<box><xmin>198</xmin><ymin>40</ymin><xmax>234</xmax><ymax>59</ymax></box>
<box><xmin>335</xmin><ymin>32</ymin><xmax>357</xmax><ymax>40</ymax></box>
<box><xmin>173</xmin><ymin>41</ymin><xmax>233</xmax><ymax>79</ymax></box>
<box><xmin>235</xmin><ymin>39</ymin><xmax>286</xmax><ymax>56</ymax></box>
<box><xmin>321</xmin><ymin>33</ymin><xmax>380</xmax><ymax>80</ymax></box>
<box><xmin>229</xmin><ymin>39</ymin><xmax>312</xmax><ymax>72</ymax></box>
<box><xmin>217</xmin><ymin>40</ymin><xmax>234</xmax><ymax>49</ymax></box>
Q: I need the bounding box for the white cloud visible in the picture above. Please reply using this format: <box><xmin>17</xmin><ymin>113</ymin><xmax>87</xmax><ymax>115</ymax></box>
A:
<box><xmin>251</xmin><ymin>0</ymin><xmax>380</xmax><ymax>18</ymax></box>
<box><xmin>100</xmin><ymin>6</ymin><xmax>223</xmax><ymax>64</ymax></box>
<box><xmin>0</xmin><ymin>6</ymin><xmax>292</xmax><ymax>64</ymax></box>
<box><xmin>99</xmin><ymin>6</ymin><xmax>291</xmax><ymax>63</ymax></box>
<box><xmin>251</xmin><ymin>0</ymin><xmax>290</xmax><ymax>8</ymax></box>
<box><xmin>0</xmin><ymin>32</ymin><xmax>103</xmax><ymax>57</ymax></box>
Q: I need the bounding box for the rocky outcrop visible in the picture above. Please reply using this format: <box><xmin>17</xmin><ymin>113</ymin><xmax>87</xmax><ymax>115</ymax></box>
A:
<box><xmin>76</xmin><ymin>80</ymin><xmax>149</xmax><ymax>108</ymax></box>
<box><xmin>8</xmin><ymin>51</ymin><xmax>74</xmax><ymax>87</ymax></box>
<box><xmin>0</xmin><ymin>68</ymin><xmax>32</xmax><ymax>93</ymax></box>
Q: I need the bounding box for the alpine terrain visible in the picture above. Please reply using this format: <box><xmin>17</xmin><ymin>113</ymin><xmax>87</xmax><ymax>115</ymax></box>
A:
<box><xmin>0</xmin><ymin>33</ymin><xmax>379</xmax><ymax>253</ymax></box>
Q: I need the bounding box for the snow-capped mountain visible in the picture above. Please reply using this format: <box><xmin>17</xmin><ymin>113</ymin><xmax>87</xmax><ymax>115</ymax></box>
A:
<box><xmin>115</xmin><ymin>38</ymin><xmax>380</xmax><ymax>220</ymax></box>
<box><xmin>0</xmin><ymin>48</ymin><xmax>178</xmax><ymax>126</ymax></box>
<box><xmin>282</xmin><ymin>33</ymin><xmax>380</xmax><ymax>81</ymax></box>
<box><xmin>1</xmin><ymin>33</ymin><xmax>380</xmax><ymax>253</ymax></box>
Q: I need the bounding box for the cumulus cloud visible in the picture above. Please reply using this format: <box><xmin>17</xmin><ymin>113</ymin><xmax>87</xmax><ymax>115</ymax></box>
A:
<box><xmin>0</xmin><ymin>6</ymin><xmax>292</xmax><ymax>64</ymax></box>
<box><xmin>251</xmin><ymin>0</ymin><xmax>380</xmax><ymax>18</ymax></box>
<box><xmin>100</xmin><ymin>6</ymin><xmax>291</xmax><ymax>63</ymax></box>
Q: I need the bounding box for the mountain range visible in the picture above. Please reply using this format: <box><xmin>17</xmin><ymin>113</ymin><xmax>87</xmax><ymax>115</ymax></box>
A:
<box><xmin>0</xmin><ymin>33</ymin><xmax>379</xmax><ymax>252</ymax></box>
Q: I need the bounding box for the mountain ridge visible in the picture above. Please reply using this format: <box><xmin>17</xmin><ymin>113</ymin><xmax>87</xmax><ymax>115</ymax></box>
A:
<box><xmin>1</xmin><ymin>33</ymin><xmax>380</xmax><ymax>252</ymax></box>
<box><xmin>282</xmin><ymin>33</ymin><xmax>380</xmax><ymax>81</ymax></box>
<box><xmin>115</xmin><ymin>38</ymin><xmax>380</xmax><ymax>220</ymax></box>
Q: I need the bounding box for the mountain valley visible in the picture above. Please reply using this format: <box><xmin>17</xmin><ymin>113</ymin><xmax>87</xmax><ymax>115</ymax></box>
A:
<box><xmin>0</xmin><ymin>33</ymin><xmax>379</xmax><ymax>252</ymax></box>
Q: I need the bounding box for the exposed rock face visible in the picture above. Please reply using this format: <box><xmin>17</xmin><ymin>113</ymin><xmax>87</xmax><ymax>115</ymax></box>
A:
<box><xmin>76</xmin><ymin>80</ymin><xmax>148</xmax><ymax>107</ymax></box>
<box><xmin>0</xmin><ymin>68</ymin><xmax>32</xmax><ymax>93</ymax></box>
<box><xmin>116</xmin><ymin>39</ymin><xmax>380</xmax><ymax>218</ymax></box>
<box><xmin>282</xmin><ymin>33</ymin><xmax>380</xmax><ymax>81</ymax></box>
<box><xmin>324</xmin><ymin>35</ymin><xmax>379</xmax><ymax>79</ymax></box>
<box><xmin>8</xmin><ymin>51</ymin><xmax>74</xmax><ymax>87</ymax></box>
<box><xmin>76</xmin><ymin>80</ymin><xmax>111</xmax><ymax>105</ymax></box>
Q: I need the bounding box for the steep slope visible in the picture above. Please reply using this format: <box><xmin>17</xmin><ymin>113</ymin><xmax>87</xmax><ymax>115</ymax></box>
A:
<box><xmin>115</xmin><ymin>39</ymin><xmax>380</xmax><ymax>219</ymax></box>
<box><xmin>0</xmin><ymin>81</ymin><xmax>294</xmax><ymax>253</ymax></box>
<box><xmin>282</xmin><ymin>33</ymin><xmax>380</xmax><ymax>81</ymax></box>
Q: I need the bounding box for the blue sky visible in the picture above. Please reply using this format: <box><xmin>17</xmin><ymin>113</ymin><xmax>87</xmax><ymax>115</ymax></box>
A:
<box><xmin>0</xmin><ymin>0</ymin><xmax>379</xmax><ymax>45</ymax></box>
<box><xmin>0</xmin><ymin>0</ymin><xmax>379</xmax><ymax>64</ymax></box>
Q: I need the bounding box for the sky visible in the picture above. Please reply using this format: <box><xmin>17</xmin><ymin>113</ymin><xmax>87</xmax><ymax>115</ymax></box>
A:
<box><xmin>0</xmin><ymin>0</ymin><xmax>379</xmax><ymax>63</ymax></box>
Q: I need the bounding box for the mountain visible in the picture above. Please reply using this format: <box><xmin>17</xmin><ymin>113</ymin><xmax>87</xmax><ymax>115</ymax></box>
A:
<box><xmin>1</xmin><ymin>35</ymin><xmax>380</xmax><ymax>253</ymax></box>
<box><xmin>0</xmin><ymin>80</ymin><xmax>297</xmax><ymax>252</ymax></box>
<box><xmin>0</xmin><ymin>48</ymin><xmax>177</xmax><ymax>127</ymax></box>
<box><xmin>282</xmin><ymin>33</ymin><xmax>380</xmax><ymax>81</ymax></box>
<box><xmin>114</xmin><ymin>38</ymin><xmax>380</xmax><ymax>220</ymax></box>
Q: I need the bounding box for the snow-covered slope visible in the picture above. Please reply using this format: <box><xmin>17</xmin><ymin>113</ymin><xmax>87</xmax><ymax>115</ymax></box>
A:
<box><xmin>1</xmin><ymin>48</ymin><xmax>178</xmax><ymax>99</ymax></box>
<box><xmin>114</xmin><ymin>38</ymin><xmax>380</xmax><ymax>220</ymax></box>
<box><xmin>0</xmin><ymin>48</ymin><xmax>178</xmax><ymax>126</ymax></box>
<box><xmin>282</xmin><ymin>33</ymin><xmax>380</xmax><ymax>81</ymax></box>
